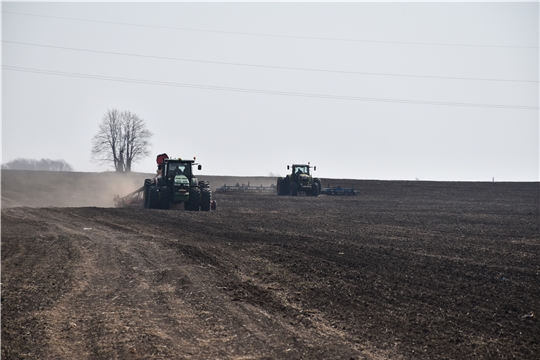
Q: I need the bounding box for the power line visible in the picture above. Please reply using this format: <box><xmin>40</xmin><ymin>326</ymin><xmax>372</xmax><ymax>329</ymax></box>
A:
<box><xmin>3</xmin><ymin>10</ymin><xmax>538</xmax><ymax>49</ymax></box>
<box><xmin>3</xmin><ymin>65</ymin><xmax>537</xmax><ymax>110</ymax></box>
<box><xmin>4</xmin><ymin>40</ymin><xmax>537</xmax><ymax>84</ymax></box>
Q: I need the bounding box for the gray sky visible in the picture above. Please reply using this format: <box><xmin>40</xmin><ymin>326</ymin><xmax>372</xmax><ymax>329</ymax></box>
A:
<box><xmin>2</xmin><ymin>1</ymin><xmax>539</xmax><ymax>181</ymax></box>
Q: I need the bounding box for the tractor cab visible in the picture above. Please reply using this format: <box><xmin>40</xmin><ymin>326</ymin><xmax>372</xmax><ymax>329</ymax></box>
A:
<box><xmin>163</xmin><ymin>159</ymin><xmax>201</xmax><ymax>181</ymax></box>
<box><xmin>288</xmin><ymin>164</ymin><xmax>316</xmax><ymax>183</ymax></box>
<box><xmin>292</xmin><ymin>165</ymin><xmax>309</xmax><ymax>175</ymax></box>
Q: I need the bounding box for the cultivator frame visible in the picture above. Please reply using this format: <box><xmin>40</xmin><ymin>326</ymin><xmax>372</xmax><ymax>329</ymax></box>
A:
<box><xmin>215</xmin><ymin>182</ymin><xmax>275</xmax><ymax>194</ymax></box>
<box><xmin>320</xmin><ymin>186</ymin><xmax>359</xmax><ymax>195</ymax></box>
<box><xmin>114</xmin><ymin>186</ymin><xmax>145</xmax><ymax>208</ymax></box>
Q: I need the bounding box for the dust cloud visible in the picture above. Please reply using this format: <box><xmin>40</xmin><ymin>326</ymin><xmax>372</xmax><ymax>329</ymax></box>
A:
<box><xmin>1</xmin><ymin>170</ymin><xmax>279</xmax><ymax>208</ymax></box>
<box><xmin>1</xmin><ymin>170</ymin><xmax>152</xmax><ymax>208</ymax></box>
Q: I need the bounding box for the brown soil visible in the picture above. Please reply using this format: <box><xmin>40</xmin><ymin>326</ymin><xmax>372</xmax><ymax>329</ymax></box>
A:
<box><xmin>2</xmin><ymin>170</ymin><xmax>539</xmax><ymax>359</ymax></box>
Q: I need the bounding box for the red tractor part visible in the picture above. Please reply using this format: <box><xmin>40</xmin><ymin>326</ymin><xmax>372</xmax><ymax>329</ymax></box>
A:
<box><xmin>156</xmin><ymin>153</ymin><xmax>169</xmax><ymax>165</ymax></box>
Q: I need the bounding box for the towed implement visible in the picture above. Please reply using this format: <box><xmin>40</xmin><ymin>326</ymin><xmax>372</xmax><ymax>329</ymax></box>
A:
<box><xmin>215</xmin><ymin>182</ymin><xmax>275</xmax><ymax>193</ymax></box>
<box><xmin>114</xmin><ymin>187</ymin><xmax>146</xmax><ymax>208</ymax></box>
<box><xmin>320</xmin><ymin>186</ymin><xmax>359</xmax><ymax>195</ymax></box>
<box><xmin>115</xmin><ymin>153</ymin><xmax>215</xmax><ymax>211</ymax></box>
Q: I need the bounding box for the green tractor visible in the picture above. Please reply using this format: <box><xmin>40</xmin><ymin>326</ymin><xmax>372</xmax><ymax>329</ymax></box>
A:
<box><xmin>144</xmin><ymin>154</ymin><xmax>212</xmax><ymax>211</ymax></box>
<box><xmin>276</xmin><ymin>164</ymin><xmax>321</xmax><ymax>197</ymax></box>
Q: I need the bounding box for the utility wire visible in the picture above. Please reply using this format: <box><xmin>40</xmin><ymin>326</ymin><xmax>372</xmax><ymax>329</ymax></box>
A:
<box><xmin>3</xmin><ymin>10</ymin><xmax>538</xmax><ymax>49</ymax></box>
<box><xmin>4</xmin><ymin>40</ymin><xmax>537</xmax><ymax>84</ymax></box>
<box><xmin>3</xmin><ymin>65</ymin><xmax>537</xmax><ymax>110</ymax></box>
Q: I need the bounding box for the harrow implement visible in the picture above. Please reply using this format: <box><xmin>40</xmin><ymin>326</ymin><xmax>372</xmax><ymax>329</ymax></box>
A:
<box><xmin>320</xmin><ymin>186</ymin><xmax>359</xmax><ymax>196</ymax></box>
<box><xmin>215</xmin><ymin>182</ymin><xmax>275</xmax><ymax>193</ymax></box>
<box><xmin>114</xmin><ymin>186</ymin><xmax>145</xmax><ymax>208</ymax></box>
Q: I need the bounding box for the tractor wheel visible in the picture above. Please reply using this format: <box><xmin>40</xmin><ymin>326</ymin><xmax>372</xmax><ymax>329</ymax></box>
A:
<box><xmin>143</xmin><ymin>179</ymin><xmax>153</xmax><ymax>208</ymax></box>
<box><xmin>200</xmin><ymin>187</ymin><xmax>212</xmax><ymax>211</ymax></box>
<box><xmin>283</xmin><ymin>178</ymin><xmax>290</xmax><ymax>195</ymax></box>
<box><xmin>278</xmin><ymin>177</ymin><xmax>289</xmax><ymax>196</ymax></box>
<box><xmin>290</xmin><ymin>182</ymin><xmax>298</xmax><ymax>196</ymax></box>
<box><xmin>314</xmin><ymin>178</ymin><xmax>322</xmax><ymax>194</ymax></box>
<box><xmin>186</xmin><ymin>186</ymin><xmax>201</xmax><ymax>211</ymax></box>
<box><xmin>311</xmin><ymin>181</ymin><xmax>320</xmax><ymax>197</ymax></box>
<box><xmin>277</xmin><ymin>178</ymin><xmax>284</xmax><ymax>195</ymax></box>
<box><xmin>158</xmin><ymin>186</ymin><xmax>171</xmax><ymax>209</ymax></box>
<box><xmin>199</xmin><ymin>180</ymin><xmax>210</xmax><ymax>189</ymax></box>
<box><xmin>148</xmin><ymin>185</ymin><xmax>160</xmax><ymax>209</ymax></box>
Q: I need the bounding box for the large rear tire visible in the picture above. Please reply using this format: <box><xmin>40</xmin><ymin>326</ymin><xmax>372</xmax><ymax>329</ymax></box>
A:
<box><xmin>311</xmin><ymin>181</ymin><xmax>320</xmax><ymax>197</ymax></box>
<box><xmin>277</xmin><ymin>177</ymin><xmax>290</xmax><ymax>196</ymax></box>
<box><xmin>290</xmin><ymin>182</ymin><xmax>298</xmax><ymax>196</ymax></box>
<box><xmin>277</xmin><ymin>177</ymin><xmax>284</xmax><ymax>195</ymax></box>
<box><xmin>158</xmin><ymin>186</ymin><xmax>172</xmax><ymax>209</ymax></box>
<box><xmin>143</xmin><ymin>179</ymin><xmax>153</xmax><ymax>208</ymax></box>
<box><xmin>313</xmin><ymin>178</ymin><xmax>322</xmax><ymax>196</ymax></box>
<box><xmin>186</xmin><ymin>186</ymin><xmax>201</xmax><ymax>211</ymax></box>
<box><xmin>200</xmin><ymin>187</ymin><xmax>212</xmax><ymax>211</ymax></box>
<box><xmin>148</xmin><ymin>185</ymin><xmax>160</xmax><ymax>209</ymax></box>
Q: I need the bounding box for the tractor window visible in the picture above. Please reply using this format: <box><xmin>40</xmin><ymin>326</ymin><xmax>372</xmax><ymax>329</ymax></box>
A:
<box><xmin>293</xmin><ymin>166</ymin><xmax>309</xmax><ymax>175</ymax></box>
<box><xmin>177</xmin><ymin>165</ymin><xmax>186</xmax><ymax>176</ymax></box>
<box><xmin>168</xmin><ymin>163</ymin><xmax>191</xmax><ymax>177</ymax></box>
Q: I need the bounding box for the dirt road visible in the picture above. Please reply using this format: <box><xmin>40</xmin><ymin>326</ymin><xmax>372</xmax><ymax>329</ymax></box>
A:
<box><xmin>2</xmin><ymin>171</ymin><xmax>539</xmax><ymax>359</ymax></box>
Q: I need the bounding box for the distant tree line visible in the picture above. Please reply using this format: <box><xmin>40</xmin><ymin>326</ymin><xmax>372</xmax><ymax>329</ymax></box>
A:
<box><xmin>1</xmin><ymin>158</ymin><xmax>74</xmax><ymax>171</ymax></box>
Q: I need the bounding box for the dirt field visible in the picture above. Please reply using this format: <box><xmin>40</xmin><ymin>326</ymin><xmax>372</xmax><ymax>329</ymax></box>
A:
<box><xmin>2</xmin><ymin>170</ymin><xmax>539</xmax><ymax>359</ymax></box>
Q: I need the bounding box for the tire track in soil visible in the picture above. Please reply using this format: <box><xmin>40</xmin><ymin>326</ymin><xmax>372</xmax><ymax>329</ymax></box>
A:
<box><xmin>2</xmin><ymin>207</ymin><xmax>380</xmax><ymax>360</ymax></box>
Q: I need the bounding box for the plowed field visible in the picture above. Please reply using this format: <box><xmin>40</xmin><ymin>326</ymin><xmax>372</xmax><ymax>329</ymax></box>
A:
<box><xmin>2</xmin><ymin>170</ymin><xmax>539</xmax><ymax>359</ymax></box>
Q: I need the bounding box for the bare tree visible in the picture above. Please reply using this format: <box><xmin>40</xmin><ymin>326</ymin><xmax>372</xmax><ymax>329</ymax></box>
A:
<box><xmin>91</xmin><ymin>109</ymin><xmax>152</xmax><ymax>172</ymax></box>
<box><xmin>122</xmin><ymin>111</ymin><xmax>152</xmax><ymax>172</ymax></box>
<box><xmin>91</xmin><ymin>109</ymin><xmax>122</xmax><ymax>171</ymax></box>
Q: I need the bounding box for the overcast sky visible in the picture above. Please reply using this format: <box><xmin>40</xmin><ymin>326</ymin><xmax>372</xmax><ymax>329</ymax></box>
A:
<box><xmin>2</xmin><ymin>1</ymin><xmax>538</xmax><ymax>181</ymax></box>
